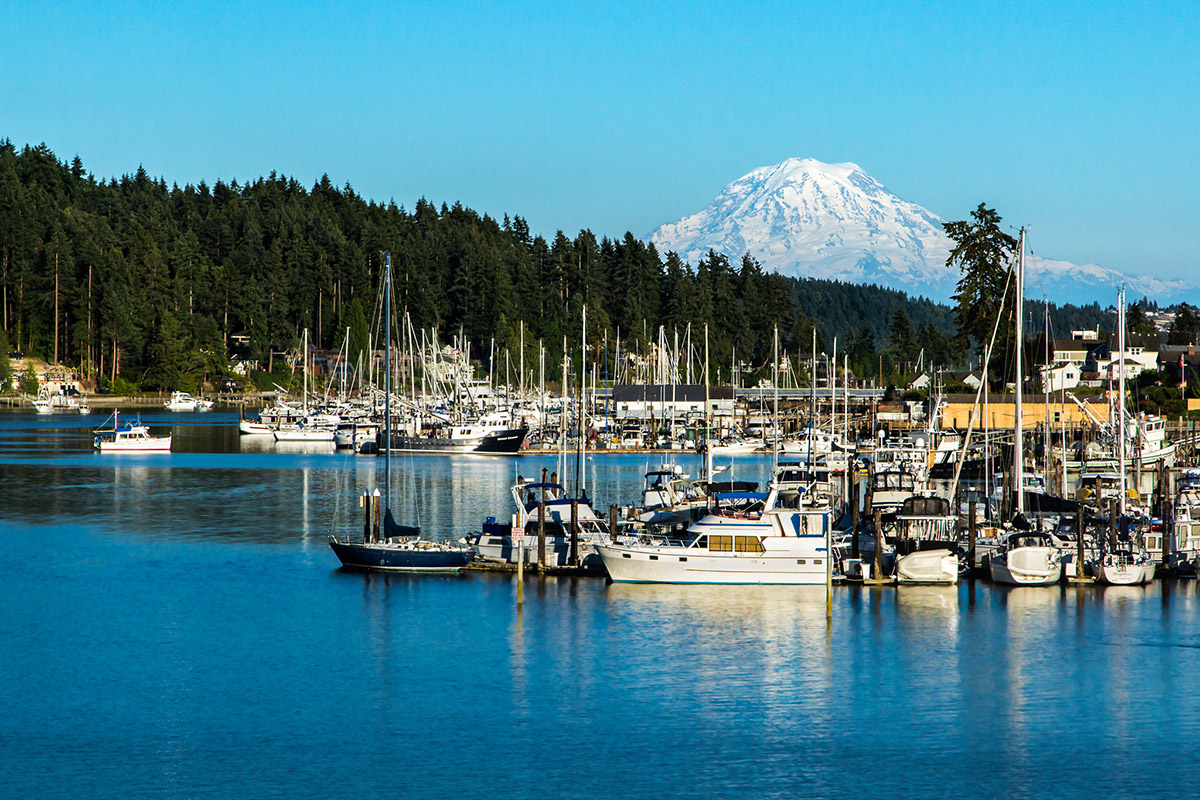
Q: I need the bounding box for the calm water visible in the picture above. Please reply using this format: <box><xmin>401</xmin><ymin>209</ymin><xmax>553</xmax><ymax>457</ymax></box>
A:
<box><xmin>3</xmin><ymin>409</ymin><xmax>1200</xmax><ymax>799</ymax></box>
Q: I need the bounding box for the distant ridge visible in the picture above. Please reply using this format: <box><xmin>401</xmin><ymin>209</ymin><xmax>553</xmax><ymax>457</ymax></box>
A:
<box><xmin>648</xmin><ymin>158</ymin><xmax>1193</xmax><ymax>304</ymax></box>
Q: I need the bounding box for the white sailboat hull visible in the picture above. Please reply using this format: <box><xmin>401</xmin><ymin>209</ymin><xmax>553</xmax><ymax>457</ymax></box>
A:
<box><xmin>274</xmin><ymin>429</ymin><xmax>335</xmax><ymax>442</ymax></box>
<box><xmin>1097</xmin><ymin>561</ymin><xmax>1155</xmax><ymax>585</ymax></box>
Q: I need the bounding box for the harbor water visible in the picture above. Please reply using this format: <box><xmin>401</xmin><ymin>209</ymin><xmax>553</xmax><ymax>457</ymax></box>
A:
<box><xmin>3</xmin><ymin>410</ymin><xmax>1200</xmax><ymax>799</ymax></box>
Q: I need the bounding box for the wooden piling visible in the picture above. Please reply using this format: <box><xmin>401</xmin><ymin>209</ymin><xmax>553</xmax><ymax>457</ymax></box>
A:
<box><xmin>609</xmin><ymin>504</ymin><xmax>619</xmax><ymax>543</ymax></box>
<box><xmin>850</xmin><ymin>470</ymin><xmax>860</xmax><ymax>559</ymax></box>
<box><xmin>1160</xmin><ymin>461</ymin><xmax>1171</xmax><ymax>566</ymax></box>
<box><xmin>872</xmin><ymin>506</ymin><xmax>883</xmax><ymax>582</ymax></box>
<box><xmin>514</xmin><ymin>512</ymin><xmax>524</xmax><ymax>608</ymax></box>
<box><xmin>538</xmin><ymin>483</ymin><xmax>547</xmax><ymax>574</ymax></box>
<box><xmin>363</xmin><ymin>490</ymin><xmax>371</xmax><ymax>543</ymax></box>
<box><xmin>1075</xmin><ymin>507</ymin><xmax>1086</xmax><ymax>581</ymax></box>
<box><xmin>968</xmin><ymin>501</ymin><xmax>977</xmax><ymax>572</ymax></box>
<box><xmin>569</xmin><ymin>498</ymin><xmax>580</xmax><ymax>567</ymax></box>
<box><xmin>372</xmin><ymin>490</ymin><xmax>381</xmax><ymax>543</ymax></box>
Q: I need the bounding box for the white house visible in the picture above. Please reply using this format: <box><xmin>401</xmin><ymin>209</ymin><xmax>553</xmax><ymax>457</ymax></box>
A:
<box><xmin>1041</xmin><ymin>361</ymin><xmax>1081</xmax><ymax>392</ymax></box>
<box><xmin>907</xmin><ymin>373</ymin><xmax>931</xmax><ymax>390</ymax></box>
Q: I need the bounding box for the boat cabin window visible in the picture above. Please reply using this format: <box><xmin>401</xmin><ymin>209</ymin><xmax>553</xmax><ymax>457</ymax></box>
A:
<box><xmin>709</xmin><ymin>535</ymin><xmax>733</xmax><ymax>552</ymax></box>
<box><xmin>734</xmin><ymin>536</ymin><xmax>765</xmax><ymax>554</ymax></box>
<box><xmin>692</xmin><ymin>535</ymin><xmax>708</xmax><ymax>549</ymax></box>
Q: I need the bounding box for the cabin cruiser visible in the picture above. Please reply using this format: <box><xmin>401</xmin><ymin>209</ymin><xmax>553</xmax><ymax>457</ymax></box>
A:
<box><xmin>594</xmin><ymin>472</ymin><xmax>835</xmax><ymax>584</ymax></box>
<box><xmin>93</xmin><ymin>411</ymin><xmax>172</xmax><ymax>452</ymax></box>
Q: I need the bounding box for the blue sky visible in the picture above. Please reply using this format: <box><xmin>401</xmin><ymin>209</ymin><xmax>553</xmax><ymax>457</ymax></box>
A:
<box><xmin>3</xmin><ymin>0</ymin><xmax>1198</xmax><ymax>281</ymax></box>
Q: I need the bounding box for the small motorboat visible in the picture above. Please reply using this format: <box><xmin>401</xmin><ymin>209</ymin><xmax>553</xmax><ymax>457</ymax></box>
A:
<box><xmin>93</xmin><ymin>411</ymin><xmax>172</xmax><ymax>452</ymax></box>
<box><xmin>165</xmin><ymin>391</ymin><xmax>213</xmax><ymax>411</ymax></box>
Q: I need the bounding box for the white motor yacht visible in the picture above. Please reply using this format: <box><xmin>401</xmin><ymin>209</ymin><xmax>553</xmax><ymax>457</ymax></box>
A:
<box><xmin>595</xmin><ymin>472</ymin><xmax>835</xmax><ymax>585</ymax></box>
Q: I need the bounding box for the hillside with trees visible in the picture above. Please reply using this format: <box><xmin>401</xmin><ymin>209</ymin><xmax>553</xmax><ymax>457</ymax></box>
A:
<box><xmin>0</xmin><ymin>141</ymin><xmax>1140</xmax><ymax>393</ymax></box>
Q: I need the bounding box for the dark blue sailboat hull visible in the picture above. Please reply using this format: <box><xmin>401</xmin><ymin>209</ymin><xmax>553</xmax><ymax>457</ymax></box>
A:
<box><xmin>329</xmin><ymin>540</ymin><xmax>472</xmax><ymax>572</ymax></box>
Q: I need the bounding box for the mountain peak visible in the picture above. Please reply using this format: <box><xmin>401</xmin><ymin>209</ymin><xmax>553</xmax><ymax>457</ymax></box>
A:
<box><xmin>647</xmin><ymin>159</ymin><xmax>1190</xmax><ymax>303</ymax></box>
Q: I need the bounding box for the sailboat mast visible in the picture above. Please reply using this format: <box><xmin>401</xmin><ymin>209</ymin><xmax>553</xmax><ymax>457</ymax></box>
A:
<box><xmin>581</xmin><ymin>306</ymin><xmax>587</xmax><ymax>497</ymax></box>
<box><xmin>384</xmin><ymin>252</ymin><xmax>392</xmax><ymax>515</ymax></box>
<box><xmin>704</xmin><ymin>324</ymin><xmax>712</xmax><ymax>479</ymax></box>
<box><xmin>1014</xmin><ymin>228</ymin><xmax>1025</xmax><ymax>518</ymax></box>
<box><xmin>1118</xmin><ymin>287</ymin><xmax>1127</xmax><ymax>517</ymax></box>
<box><xmin>772</xmin><ymin>327</ymin><xmax>779</xmax><ymax>471</ymax></box>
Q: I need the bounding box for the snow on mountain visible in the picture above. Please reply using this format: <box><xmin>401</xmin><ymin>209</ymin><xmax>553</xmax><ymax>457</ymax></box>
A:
<box><xmin>647</xmin><ymin>158</ymin><xmax>1192</xmax><ymax>304</ymax></box>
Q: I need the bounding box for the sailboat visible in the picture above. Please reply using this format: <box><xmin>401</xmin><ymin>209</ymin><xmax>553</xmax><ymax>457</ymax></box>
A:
<box><xmin>274</xmin><ymin>329</ymin><xmax>336</xmax><ymax>442</ymax></box>
<box><xmin>328</xmin><ymin>252</ymin><xmax>472</xmax><ymax>572</ymax></box>
<box><xmin>987</xmin><ymin>228</ymin><xmax>1063</xmax><ymax>586</ymax></box>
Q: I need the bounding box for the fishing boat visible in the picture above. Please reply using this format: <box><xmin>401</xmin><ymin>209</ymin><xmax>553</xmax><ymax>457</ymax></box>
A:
<box><xmin>93</xmin><ymin>411</ymin><xmax>172</xmax><ymax>452</ymax></box>
<box><xmin>328</xmin><ymin>252</ymin><xmax>472</xmax><ymax>572</ymax></box>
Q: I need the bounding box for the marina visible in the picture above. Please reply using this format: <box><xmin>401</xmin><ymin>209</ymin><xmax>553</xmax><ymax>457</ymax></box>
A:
<box><xmin>6</xmin><ymin>407</ymin><xmax>1200</xmax><ymax>799</ymax></box>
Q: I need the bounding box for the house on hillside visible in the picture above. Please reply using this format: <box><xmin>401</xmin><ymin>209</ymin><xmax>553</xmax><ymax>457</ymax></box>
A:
<box><xmin>1088</xmin><ymin>332</ymin><xmax>1161</xmax><ymax>380</ymax></box>
<box><xmin>1040</xmin><ymin>361</ymin><xmax>1081</xmax><ymax>392</ymax></box>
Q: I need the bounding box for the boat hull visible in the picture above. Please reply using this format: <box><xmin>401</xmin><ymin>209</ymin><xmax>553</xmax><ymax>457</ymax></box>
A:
<box><xmin>896</xmin><ymin>549</ymin><xmax>959</xmax><ymax>584</ymax></box>
<box><xmin>595</xmin><ymin>542</ymin><xmax>829</xmax><ymax>585</ymax></box>
<box><xmin>328</xmin><ymin>540</ymin><xmax>471</xmax><ymax>572</ymax></box>
<box><xmin>274</xmin><ymin>428</ymin><xmax>335</xmax><ymax>442</ymax></box>
<box><xmin>97</xmin><ymin>436</ymin><xmax>173</xmax><ymax>452</ymax></box>
<box><xmin>988</xmin><ymin>547</ymin><xmax>1062</xmax><ymax>586</ymax></box>
<box><xmin>382</xmin><ymin>427</ymin><xmax>527</xmax><ymax>455</ymax></box>
<box><xmin>1097</xmin><ymin>561</ymin><xmax>1155</xmax><ymax>585</ymax></box>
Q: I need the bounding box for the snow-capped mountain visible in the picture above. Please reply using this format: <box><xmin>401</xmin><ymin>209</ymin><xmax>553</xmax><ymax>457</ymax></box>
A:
<box><xmin>647</xmin><ymin>158</ymin><xmax>1192</xmax><ymax>304</ymax></box>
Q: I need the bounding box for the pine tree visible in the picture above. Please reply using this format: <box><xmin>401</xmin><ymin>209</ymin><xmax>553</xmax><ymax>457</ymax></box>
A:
<box><xmin>945</xmin><ymin>204</ymin><xmax>1017</xmax><ymax>357</ymax></box>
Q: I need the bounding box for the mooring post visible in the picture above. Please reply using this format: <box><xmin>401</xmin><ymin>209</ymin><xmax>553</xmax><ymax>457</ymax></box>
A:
<box><xmin>1109</xmin><ymin>498</ymin><xmax>1118</xmax><ymax>551</ymax></box>
<box><xmin>363</xmin><ymin>490</ymin><xmax>371</xmax><ymax>543</ymax></box>
<box><xmin>1160</xmin><ymin>461</ymin><xmax>1171</xmax><ymax>566</ymax></box>
<box><xmin>514</xmin><ymin>512</ymin><xmax>523</xmax><ymax>608</ymax></box>
<box><xmin>1076</xmin><ymin>507</ymin><xmax>1086</xmax><ymax>581</ymax></box>
<box><xmin>872</xmin><ymin>506</ymin><xmax>883</xmax><ymax>582</ymax></box>
<box><xmin>609</xmin><ymin>504</ymin><xmax>619</xmax><ymax>544</ymax></box>
<box><xmin>538</xmin><ymin>482</ymin><xmax>547</xmax><ymax>574</ymax></box>
<box><xmin>372</xmin><ymin>489</ymin><xmax>381</xmax><ymax>543</ymax></box>
<box><xmin>569</xmin><ymin>497</ymin><xmax>580</xmax><ymax>567</ymax></box>
<box><xmin>968</xmin><ymin>500</ymin><xmax>977</xmax><ymax>573</ymax></box>
<box><xmin>850</xmin><ymin>468</ymin><xmax>860</xmax><ymax>559</ymax></box>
